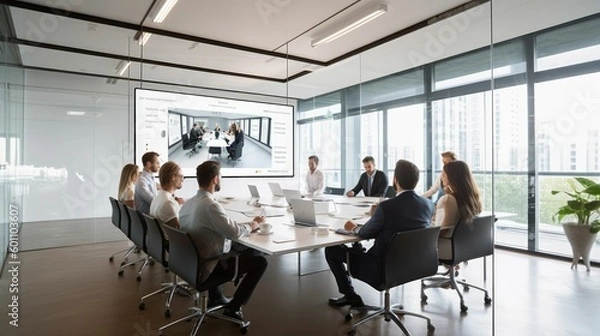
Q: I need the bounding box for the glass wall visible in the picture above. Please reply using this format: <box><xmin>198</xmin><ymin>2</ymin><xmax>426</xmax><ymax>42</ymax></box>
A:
<box><xmin>298</xmin><ymin>6</ymin><xmax>600</xmax><ymax>263</ymax></box>
<box><xmin>1</xmin><ymin>4</ymin><xmax>25</xmax><ymax>271</ymax></box>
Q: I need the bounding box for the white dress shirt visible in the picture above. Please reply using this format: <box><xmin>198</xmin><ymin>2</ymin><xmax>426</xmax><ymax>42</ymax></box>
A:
<box><xmin>134</xmin><ymin>170</ymin><xmax>157</xmax><ymax>214</ymax></box>
<box><xmin>306</xmin><ymin>168</ymin><xmax>324</xmax><ymax>195</ymax></box>
<box><xmin>179</xmin><ymin>189</ymin><xmax>253</xmax><ymax>282</ymax></box>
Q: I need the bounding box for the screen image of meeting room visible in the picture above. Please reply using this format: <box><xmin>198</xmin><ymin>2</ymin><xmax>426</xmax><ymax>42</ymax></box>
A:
<box><xmin>134</xmin><ymin>88</ymin><xmax>294</xmax><ymax>177</ymax></box>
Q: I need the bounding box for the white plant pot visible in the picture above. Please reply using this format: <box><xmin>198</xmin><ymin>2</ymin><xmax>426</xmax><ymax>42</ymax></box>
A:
<box><xmin>562</xmin><ymin>222</ymin><xmax>598</xmax><ymax>271</ymax></box>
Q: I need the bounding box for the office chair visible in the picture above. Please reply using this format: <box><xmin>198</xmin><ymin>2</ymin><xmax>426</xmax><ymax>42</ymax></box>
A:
<box><xmin>344</xmin><ymin>226</ymin><xmax>440</xmax><ymax>336</ymax></box>
<box><xmin>108</xmin><ymin>197</ymin><xmax>131</xmax><ymax>262</ymax></box>
<box><xmin>324</xmin><ymin>186</ymin><xmax>345</xmax><ymax>195</ymax></box>
<box><xmin>228</xmin><ymin>142</ymin><xmax>244</xmax><ymax>166</ymax></box>
<box><xmin>118</xmin><ymin>207</ymin><xmax>153</xmax><ymax>281</ymax></box>
<box><xmin>420</xmin><ymin>215</ymin><xmax>494</xmax><ymax>312</ymax></box>
<box><xmin>181</xmin><ymin>133</ymin><xmax>197</xmax><ymax>157</ymax></box>
<box><xmin>138</xmin><ymin>214</ymin><xmax>193</xmax><ymax>318</ymax></box>
<box><xmin>208</xmin><ymin>146</ymin><xmax>222</xmax><ymax>160</ymax></box>
<box><xmin>385</xmin><ymin>186</ymin><xmax>397</xmax><ymax>198</ymax></box>
<box><xmin>158</xmin><ymin>226</ymin><xmax>250</xmax><ymax>336</ymax></box>
<box><xmin>116</xmin><ymin>201</ymin><xmax>139</xmax><ymax>266</ymax></box>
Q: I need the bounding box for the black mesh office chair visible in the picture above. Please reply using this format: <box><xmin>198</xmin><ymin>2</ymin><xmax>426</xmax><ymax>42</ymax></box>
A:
<box><xmin>116</xmin><ymin>201</ymin><xmax>138</xmax><ymax>267</ymax></box>
<box><xmin>420</xmin><ymin>215</ymin><xmax>494</xmax><ymax>312</ymax></box>
<box><xmin>228</xmin><ymin>142</ymin><xmax>244</xmax><ymax>166</ymax></box>
<box><xmin>344</xmin><ymin>226</ymin><xmax>440</xmax><ymax>336</ymax></box>
<box><xmin>208</xmin><ymin>146</ymin><xmax>222</xmax><ymax>160</ymax></box>
<box><xmin>385</xmin><ymin>186</ymin><xmax>397</xmax><ymax>198</ymax></box>
<box><xmin>181</xmin><ymin>133</ymin><xmax>197</xmax><ymax>157</ymax></box>
<box><xmin>324</xmin><ymin>186</ymin><xmax>345</xmax><ymax>195</ymax></box>
<box><xmin>158</xmin><ymin>226</ymin><xmax>249</xmax><ymax>335</ymax></box>
<box><xmin>138</xmin><ymin>214</ymin><xmax>193</xmax><ymax>318</ymax></box>
<box><xmin>108</xmin><ymin>197</ymin><xmax>131</xmax><ymax>262</ymax></box>
<box><xmin>118</xmin><ymin>207</ymin><xmax>153</xmax><ymax>281</ymax></box>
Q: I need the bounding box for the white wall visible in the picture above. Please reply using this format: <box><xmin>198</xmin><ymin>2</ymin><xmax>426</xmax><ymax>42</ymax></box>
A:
<box><xmin>21</xmin><ymin>71</ymin><xmax>300</xmax><ymax>222</ymax></box>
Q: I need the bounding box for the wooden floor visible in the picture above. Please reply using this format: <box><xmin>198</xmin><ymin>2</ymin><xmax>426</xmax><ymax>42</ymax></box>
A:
<box><xmin>0</xmin><ymin>241</ymin><xmax>598</xmax><ymax>336</ymax></box>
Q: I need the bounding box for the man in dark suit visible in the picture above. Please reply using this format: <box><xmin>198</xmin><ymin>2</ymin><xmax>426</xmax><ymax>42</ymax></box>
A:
<box><xmin>226</xmin><ymin>123</ymin><xmax>244</xmax><ymax>160</ymax></box>
<box><xmin>189</xmin><ymin>123</ymin><xmax>203</xmax><ymax>150</ymax></box>
<box><xmin>326</xmin><ymin>159</ymin><xmax>433</xmax><ymax>307</ymax></box>
<box><xmin>346</xmin><ymin>156</ymin><xmax>389</xmax><ymax>197</ymax></box>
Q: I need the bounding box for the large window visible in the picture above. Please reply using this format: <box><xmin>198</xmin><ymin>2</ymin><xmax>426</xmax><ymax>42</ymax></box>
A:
<box><xmin>536</xmin><ymin>72</ymin><xmax>600</xmax><ymax>260</ymax></box>
<box><xmin>387</xmin><ymin>104</ymin><xmax>426</xmax><ymax>192</ymax></box>
<box><xmin>296</xmin><ymin>13</ymin><xmax>600</xmax><ymax>263</ymax></box>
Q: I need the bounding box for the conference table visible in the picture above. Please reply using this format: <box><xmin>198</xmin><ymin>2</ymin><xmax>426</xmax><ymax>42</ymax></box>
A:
<box><xmin>220</xmin><ymin>194</ymin><xmax>381</xmax><ymax>275</ymax></box>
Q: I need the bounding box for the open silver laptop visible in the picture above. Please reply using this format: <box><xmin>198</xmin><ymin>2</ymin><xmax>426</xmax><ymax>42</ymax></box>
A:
<box><xmin>289</xmin><ymin>198</ymin><xmax>329</xmax><ymax>227</ymax></box>
<box><xmin>247</xmin><ymin>185</ymin><xmax>260</xmax><ymax>201</ymax></box>
<box><xmin>282</xmin><ymin>189</ymin><xmax>303</xmax><ymax>205</ymax></box>
<box><xmin>268</xmin><ymin>182</ymin><xmax>285</xmax><ymax>197</ymax></box>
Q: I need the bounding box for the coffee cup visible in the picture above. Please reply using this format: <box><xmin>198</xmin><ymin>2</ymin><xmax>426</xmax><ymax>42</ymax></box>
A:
<box><xmin>259</xmin><ymin>222</ymin><xmax>272</xmax><ymax>232</ymax></box>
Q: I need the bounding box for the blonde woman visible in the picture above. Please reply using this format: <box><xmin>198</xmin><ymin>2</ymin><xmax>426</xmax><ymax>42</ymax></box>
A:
<box><xmin>118</xmin><ymin>163</ymin><xmax>139</xmax><ymax>208</ymax></box>
<box><xmin>435</xmin><ymin>160</ymin><xmax>482</xmax><ymax>259</ymax></box>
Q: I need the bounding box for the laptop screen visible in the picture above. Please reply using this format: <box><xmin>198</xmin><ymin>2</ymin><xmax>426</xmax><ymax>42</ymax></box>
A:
<box><xmin>268</xmin><ymin>182</ymin><xmax>285</xmax><ymax>197</ymax></box>
<box><xmin>247</xmin><ymin>185</ymin><xmax>260</xmax><ymax>199</ymax></box>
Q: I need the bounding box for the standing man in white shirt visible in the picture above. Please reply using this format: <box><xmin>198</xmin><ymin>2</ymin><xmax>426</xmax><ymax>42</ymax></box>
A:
<box><xmin>135</xmin><ymin>151</ymin><xmax>160</xmax><ymax>214</ymax></box>
<box><xmin>306</xmin><ymin>155</ymin><xmax>324</xmax><ymax>196</ymax></box>
<box><xmin>150</xmin><ymin>161</ymin><xmax>185</xmax><ymax>229</ymax></box>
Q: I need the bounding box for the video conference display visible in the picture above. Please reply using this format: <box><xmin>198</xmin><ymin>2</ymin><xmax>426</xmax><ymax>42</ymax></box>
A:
<box><xmin>134</xmin><ymin>88</ymin><xmax>294</xmax><ymax>177</ymax></box>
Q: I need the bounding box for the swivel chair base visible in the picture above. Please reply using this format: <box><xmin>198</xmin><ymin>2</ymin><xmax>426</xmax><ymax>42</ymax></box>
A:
<box><xmin>345</xmin><ymin>290</ymin><xmax>434</xmax><ymax>336</ymax></box>
<box><xmin>420</xmin><ymin>264</ymin><xmax>492</xmax><ymax>313</ymax></box>
<box><xmin>138</xmin><ymin>276</ymin><xmax>194</xmax><ymax>318</ymax></box>
<box><xmin>158</xmin><ymin>291</ymin><xmax>250</xmax><ymax>336</ymax></box>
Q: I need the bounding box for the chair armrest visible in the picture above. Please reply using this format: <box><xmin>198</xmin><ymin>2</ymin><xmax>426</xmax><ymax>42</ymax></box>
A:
<box><xmin>201</xmin><ymin>251</ymin><xmax>242</xmax><ymax>283</ymax></box>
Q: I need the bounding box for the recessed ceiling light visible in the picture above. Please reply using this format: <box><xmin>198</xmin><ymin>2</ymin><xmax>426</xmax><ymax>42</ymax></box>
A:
<box><xmin>67</xmin><ymin>111</ymin><xmax>86</xmax><ymax>116</ymax></box>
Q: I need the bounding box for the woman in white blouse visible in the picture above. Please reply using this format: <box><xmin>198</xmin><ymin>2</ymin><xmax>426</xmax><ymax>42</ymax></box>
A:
<box><xmin>118</xmin><ymin>163</ymin><xmax>139</xmax><ymax>208</ymax></box>
<box><xmin>434</xmin><ymin>161</ymin><xmax>482</xmax><ymax>259</ymax></box>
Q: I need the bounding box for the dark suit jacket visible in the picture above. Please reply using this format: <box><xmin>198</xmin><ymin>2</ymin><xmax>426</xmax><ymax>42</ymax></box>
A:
<box><xmin>359</xmin><ymin>190</ymin><xmax>433</xmax><ymax>258</ymax></box>
<box><xmin>231</xmin><ymin>130</ymin><xmax>244</xmax><ymax>149</ymax></box>
<box><xmin>351</xmin><ymin>170</ymin><xmax>389</xmax><ymax>197</ymax></box>
<box><xmin>189</xmin><ymin>128</ymin><xmax>201</xmax><ymax>141</ymax></box>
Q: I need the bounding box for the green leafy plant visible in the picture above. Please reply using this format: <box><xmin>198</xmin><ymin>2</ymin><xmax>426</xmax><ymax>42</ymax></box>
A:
<box><xmin>551</xmin><ymin>177</ymin><xmax>600</xmax><ymax>234</ymax></box>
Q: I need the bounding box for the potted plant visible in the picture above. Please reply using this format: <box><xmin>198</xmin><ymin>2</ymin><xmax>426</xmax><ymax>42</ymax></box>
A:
<box><xmin>551</xmin><ymin>177</ymin><xmax>600</xmax><ymax>271</ymax></box>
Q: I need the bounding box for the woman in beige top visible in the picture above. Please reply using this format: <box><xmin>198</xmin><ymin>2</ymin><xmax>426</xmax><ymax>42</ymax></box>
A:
<box><xmin>118</xmin><ymin>163</ymin><xmax>139</xmax><ymax>208</ymax></box>
<box><xmin>434</xmin><ymin>161</ymin><xmax>482</xmax><ymax>259</ymax></box>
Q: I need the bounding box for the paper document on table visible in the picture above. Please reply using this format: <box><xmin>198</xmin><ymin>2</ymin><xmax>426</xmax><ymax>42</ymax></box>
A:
<box><xmin>272</xmin><ymin>236</ymin><xmax>295</xmax><ymax>243</ymax></box>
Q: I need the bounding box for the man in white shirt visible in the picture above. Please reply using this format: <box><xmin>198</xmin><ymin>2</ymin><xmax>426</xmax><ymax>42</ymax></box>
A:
<box><xmin>306</xmin><ymin>155</ymin><xmax>324</xmax><ymax>195</ymax></box>
<box><xmin>179</xmin><ymin>161</ymin><xmax>267</xmax><ymax>321</ymax></box>
<box><xmin>135</xmin><ymin>151</ymin><xmax>160</xmax><ymax>214</ymax></box>
<box><xmin>150</xmin><ymin>161</ymin><xmax>185</xmax><ymax>229</ymax></box>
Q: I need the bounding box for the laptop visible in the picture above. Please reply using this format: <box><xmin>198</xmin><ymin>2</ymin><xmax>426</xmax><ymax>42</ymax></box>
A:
<box><xmin>268</xmin><ymin>182</ymin><xmax>285</xmax><ymax>197</ymax></box>
<box><xmin>289</xmin><ymin>198</ymin><xmax>329</xmax><ymax>227</ymax></box>
<box><xmin>282</xmin><ymin>189</ymin><xmax>303</xmax><ymax>205</ymax></box>
<box><xmin>247</xmin><ymin>185</ymin><xmax>260</xmax><ymax>201</ymax></box>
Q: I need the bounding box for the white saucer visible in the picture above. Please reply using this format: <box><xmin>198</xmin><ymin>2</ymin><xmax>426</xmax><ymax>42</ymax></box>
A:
<box><xmin>257</xmin><ymin>229</ymin><xmax>274</xmax><ymax>235</ymax></box>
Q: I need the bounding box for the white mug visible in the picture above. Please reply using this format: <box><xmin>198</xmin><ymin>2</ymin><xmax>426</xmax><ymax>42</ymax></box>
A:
<box><xmin>260</xmin><ymin>222</ymin><xmax>273</xmax><ymax>232</ymax></box>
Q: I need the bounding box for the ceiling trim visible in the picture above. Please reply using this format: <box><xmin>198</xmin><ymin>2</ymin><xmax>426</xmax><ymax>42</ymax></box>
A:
<box><xmin>1</xmin><ymin>0</ymin><xmax>327</xmax><ymax>66</ymax></box>
<box><xmin>8</xmin><ymin>37</ymin><xmax>290</xmax><ymax>83</ymax></box>
<box><xmin>6</xmin><ymin>63</ymin><xmax>300</xmax><ymax>101</ymax></box>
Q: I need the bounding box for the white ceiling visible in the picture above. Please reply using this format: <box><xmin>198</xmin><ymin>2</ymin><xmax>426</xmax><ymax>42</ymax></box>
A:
<box><xmin>6</xmin><ymin>0</ymin><xmax>600</xmax><ymax>99</ymax></box>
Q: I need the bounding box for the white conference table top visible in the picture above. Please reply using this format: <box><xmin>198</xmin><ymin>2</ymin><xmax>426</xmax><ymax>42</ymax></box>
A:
<box><xmin>220</xmin><ymin>195</ymin><xmax>381</xmax><ymax>256</ymax></box>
